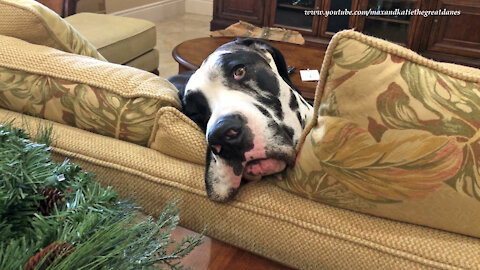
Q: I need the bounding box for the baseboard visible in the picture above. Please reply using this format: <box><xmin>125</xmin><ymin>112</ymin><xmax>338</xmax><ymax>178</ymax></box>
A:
<box><xmin>109</xmin><ymin>0</ymin><xmax>185</xmax><ymax>22</ymax></box>
<box><xmin>185</xmin><ymin>0</ymin><xmax>213</xmax><ymax>16</ymax></box>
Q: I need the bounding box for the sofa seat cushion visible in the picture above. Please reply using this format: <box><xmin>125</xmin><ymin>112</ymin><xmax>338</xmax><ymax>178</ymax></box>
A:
<box><xmin>2</xmin><ymin>109</ymin><xmax>480</xmax><ymax>270</ymax></box>
<box><xmin>0</xmin><ymin>0</ymin><xmax>105</xmax><ymax>61</ymax></box>
<box><xmin>66</xmin><ymin>13</ymin><xmax>156</xmax><ymax>65</ymax></box>
<box><xmin>0</xmin><ymin>34</ymin><xmax>179</xmax><ymax>145</ymax></box>
<box><xmin>282</xmin><ymin>30</ymin><xmax>480</xmax><ymax>238</ymax></box>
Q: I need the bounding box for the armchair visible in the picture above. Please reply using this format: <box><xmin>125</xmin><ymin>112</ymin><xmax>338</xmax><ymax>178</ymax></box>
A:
<box><xmin>37</xmin><ymin>0</ymin><xmax>159</xmax><ymax>74</ymax></box>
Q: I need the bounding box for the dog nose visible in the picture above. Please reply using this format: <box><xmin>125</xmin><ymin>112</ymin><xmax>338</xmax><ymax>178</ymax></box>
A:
<box><xmin>207</xmin><ymin>114</ymin><xmax>245</xmax><ymax>155</ymax></box>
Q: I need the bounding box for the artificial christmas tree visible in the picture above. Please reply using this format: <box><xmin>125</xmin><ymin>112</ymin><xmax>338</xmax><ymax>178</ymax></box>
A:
<box><xmin>0</xmin><ymin>124</ymin><xmax>204</xmax><ymax>269</ymax></box>
<box><xmin>37</xmin><ymin>188</ymin><xmax>64</xmax><ymax>216</ymax></box>
<box><xmin>24</xmin><ymin>242</ymin><xmax>75</xmax><ymax>270</ymax></box>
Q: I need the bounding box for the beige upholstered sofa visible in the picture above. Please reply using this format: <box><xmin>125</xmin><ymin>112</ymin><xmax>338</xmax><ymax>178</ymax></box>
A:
<box><xmin>1</xmin><ymin>1</ymin><xmax>480</xmax><ymax>269</ymax></box>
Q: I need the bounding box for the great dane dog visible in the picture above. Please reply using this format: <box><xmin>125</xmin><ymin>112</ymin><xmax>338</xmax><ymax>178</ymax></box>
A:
<box><xmin>169</xmin><ymin>38</ymin><xmax>313</xmax><ymax>202</ymax></box>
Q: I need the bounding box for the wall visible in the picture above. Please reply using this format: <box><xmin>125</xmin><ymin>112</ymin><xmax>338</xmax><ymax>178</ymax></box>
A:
<box><xmin>105</xmin><ymin>0</ymin><xmax>186</xmax><ymax>22</ymax></box>
<box><xmin>105</xmin><ymin>0</ymin><xmax>159</xmax><ymax>13</ymax></box>
<box><xmin>104</xmin><ymin>0</ymin><xmax>212</xmax><ymax>22</ymax></box>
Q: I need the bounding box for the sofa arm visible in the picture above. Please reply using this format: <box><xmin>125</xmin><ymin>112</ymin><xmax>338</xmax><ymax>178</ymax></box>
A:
<box><xmin>0</xmin><ymin>34</ymin><xmax>180</xmax><ymax>145</ymax></box>
<box><xmin>148</xmin><ymin>107</ymin><xmax>207</xmax><ymax>165</ymax></box>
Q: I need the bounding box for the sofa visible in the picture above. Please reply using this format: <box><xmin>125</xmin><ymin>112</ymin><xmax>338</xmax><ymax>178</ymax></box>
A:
<box><xmin>1</xmin><ymin>1</ymin><xmax>480</xmax><ymax>269</ymax></box>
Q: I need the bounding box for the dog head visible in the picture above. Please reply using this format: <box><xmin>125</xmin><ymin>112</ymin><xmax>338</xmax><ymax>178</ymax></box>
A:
<box><xmin>174</xmin><ymin>38</ymin><xmax>312</xmax><ymax>202</ymax></box>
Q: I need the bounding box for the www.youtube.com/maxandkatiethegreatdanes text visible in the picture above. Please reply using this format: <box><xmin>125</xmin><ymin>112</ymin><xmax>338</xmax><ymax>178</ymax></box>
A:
<box><xmin>304</xmin><ymin>8</ymin><xmax>461</xmax><ymax>18</ymax></box>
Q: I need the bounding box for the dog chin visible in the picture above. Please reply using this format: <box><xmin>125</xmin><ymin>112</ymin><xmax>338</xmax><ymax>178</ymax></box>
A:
<box><xmin>207</xmin><ymin>187</ymin><xmax>239</xmax><ymax>202</ymax></box>
<box><xmin>242</xmin><ymin>158</ymin><xmax>287</xmax><ymax>181</ymax></box>
<box><xmin>207</xmin><ymin>158</ymin><xmax>286</xmax><ymax>201</ymax></box>
<box><xmin>206</xmin><ymin>143</ymin><xmax>296</xmax><ymax>202</ymax></box>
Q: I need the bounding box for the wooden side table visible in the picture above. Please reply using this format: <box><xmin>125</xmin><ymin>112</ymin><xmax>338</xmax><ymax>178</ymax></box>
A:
<box><xmin>172</xmin><ymin>37</ymin><xmax>325</xmax><ymax>100</ymax></box>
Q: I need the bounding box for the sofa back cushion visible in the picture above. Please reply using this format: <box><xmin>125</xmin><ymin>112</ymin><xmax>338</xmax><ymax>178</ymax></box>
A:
<box><xmin>278</xmin><ymin>30</ymin><xmax>480</xmax><ymax>238</ymax></box>
<box><xmin>0</xmin><ymin>0</ymin><xmax>105</xmax><ymax>61</ymax></box>
<box><xmin>0</xmin><ymin>35</ymin><xmax>179</xmax><ymax>145</ymax></box>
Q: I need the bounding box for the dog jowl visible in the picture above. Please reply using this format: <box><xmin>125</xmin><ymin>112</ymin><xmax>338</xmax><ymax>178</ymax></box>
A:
<box><xmin>169</xmin><ymin>38</ymin><xmax>313</xmax><ymax>202</ymax></box>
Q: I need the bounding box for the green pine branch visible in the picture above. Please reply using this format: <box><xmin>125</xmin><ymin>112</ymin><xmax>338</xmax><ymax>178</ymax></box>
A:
<box><xmin>0</xmin><ymin>125</ymin><xmax>55</xmax><ymax>240</ymax></box>
<box><xmin>0</xmin><ymin>124</ymin><xmax>204</xmax><ymax>269</ymax></box>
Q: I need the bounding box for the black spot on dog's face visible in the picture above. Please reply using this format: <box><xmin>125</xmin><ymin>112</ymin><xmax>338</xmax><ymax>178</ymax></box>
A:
<box><xmin>297</xmin><ymin>111</ymin><xmax>305</xmax><ymax>129</ymax></box>
<box><xmin>216</xmin><ymin>51</ymin><xmax>284</xmax><ymax>120</ymax></box>
<box><xmin>289</xmin><ymin>90</ymin><xmax>299</xmax><ymax>111</ymax></box>
<box><xmin>263</xmin><ymin>120</ymin><xmax>294</xmax><ymax>147</ymax></box>
<box><xmin>182</xmin><ymin>91</ymin><xmax>211</xmax><ymax>132</ymax></box>
<box><xmin>256</xmin><ymin>69</ymin><xmax>280</xmax><ymax>96</ymax></box>
<box><xmin>281</xmin><ymin>124</ymin><xmax>295</xmax><ymax>143</ymax></box>
<box><xmin>254</xmin><ymin>104</ymin><xmax>272</xmax><ymax>118</ymax></box>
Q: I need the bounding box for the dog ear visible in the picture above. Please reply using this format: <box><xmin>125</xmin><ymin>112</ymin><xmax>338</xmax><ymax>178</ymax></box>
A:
<box><xmin>234</xmin><ymin>38</ymin><xmax>296</xmax><ymax>91</ymax></box>
<box><xmin>167</xmin><ymin>71</ymin><xmax>195</xmax><ymax>102</ymax></box>
<box><xmin>169</xmin><ymin>71</ymin><xmax>211</xmax><ymax>133</ymax></box>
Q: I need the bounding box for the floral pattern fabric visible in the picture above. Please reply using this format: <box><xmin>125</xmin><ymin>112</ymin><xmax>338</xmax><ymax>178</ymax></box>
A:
<box><xmin>277</xmin><ymin>35</ymin><xmax>480</xmax><ymax>238</ymax></box>
<box><xmin>0</xmin><ymin>67</ymin><xmax>169</xmax><ymax>145</ymax></box>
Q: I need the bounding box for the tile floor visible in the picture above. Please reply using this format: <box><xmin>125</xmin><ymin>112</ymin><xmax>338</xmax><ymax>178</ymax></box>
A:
<box><xmin>155</xmin><ymin>13</ymin><xmax>212</xmax><ymax>78</ymax></box>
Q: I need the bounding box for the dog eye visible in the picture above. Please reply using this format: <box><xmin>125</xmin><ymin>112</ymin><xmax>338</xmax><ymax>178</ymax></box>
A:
<box><xmin>233</xmin><ymin>66</ymin><xmax>246</xmax><ymax>80</ymax></box>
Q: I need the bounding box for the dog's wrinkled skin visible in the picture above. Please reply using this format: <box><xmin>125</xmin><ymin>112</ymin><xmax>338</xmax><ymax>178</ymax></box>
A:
<box><xmin>169</xmin><ymin>38</ymin><xmax>313</xmax><ymax>202</ymax></box>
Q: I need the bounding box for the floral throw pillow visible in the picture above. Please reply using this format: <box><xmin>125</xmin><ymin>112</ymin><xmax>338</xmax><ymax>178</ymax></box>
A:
<box><xmin>277</xmin><ymin>30</ymin><xmax>480</xmax><ymax>238</ymax></box>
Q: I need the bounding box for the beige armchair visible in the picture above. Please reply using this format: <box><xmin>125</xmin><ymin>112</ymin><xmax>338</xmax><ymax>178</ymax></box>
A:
<box><xmin>37</xmin><ymin>0</ymin><xmax>159</xmax><ymax>74</ymax></box>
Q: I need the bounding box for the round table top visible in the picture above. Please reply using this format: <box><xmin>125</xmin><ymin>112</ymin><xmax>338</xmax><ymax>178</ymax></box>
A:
<box><xmin>172</xmin><ymin>37</ymin><xmax>325</xmax><ymax>100</ymax></box>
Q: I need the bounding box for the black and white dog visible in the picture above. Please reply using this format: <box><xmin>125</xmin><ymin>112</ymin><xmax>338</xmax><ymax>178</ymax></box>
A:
<box><xmin>169</xmin><ymin>38</ymin><xmax>313</xmax><ymax>202</ymax></box>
